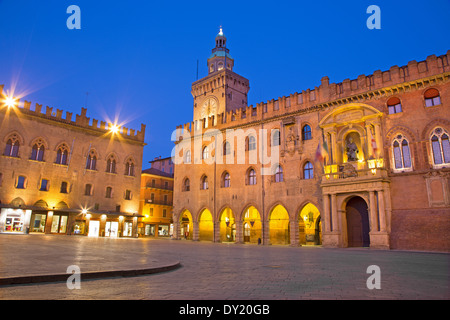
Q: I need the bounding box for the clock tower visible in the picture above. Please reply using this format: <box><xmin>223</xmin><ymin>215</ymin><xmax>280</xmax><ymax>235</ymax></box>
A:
<box><xmin>192</xmin><ymin>27</ymin><xmax>250</xmax><ymax>127</ymax></box>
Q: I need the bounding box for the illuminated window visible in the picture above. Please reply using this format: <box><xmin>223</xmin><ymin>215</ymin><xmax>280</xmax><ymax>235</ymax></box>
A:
<box><xmin>430</xmin><ymin>127</ymin><xmax>450</xmax><ymax>166</ymax></box>
<box><xmin>387</xmin><ymin>97</ymin><xmax>402</xmax><ymax>114</ymax></box>
<box><xmin>424</xmin><ymin>88</ymin><xmax>441</xmax><ymax>107</ymax></box>
<box><xmin>392</xmin><ymin>134</ymin><xmax>412</xmax><ymax>170</ymax></box>
<box><xmin>304</xmin><ymin>162</ymin><xmax>314</xmax><ymax>179</ymax></box>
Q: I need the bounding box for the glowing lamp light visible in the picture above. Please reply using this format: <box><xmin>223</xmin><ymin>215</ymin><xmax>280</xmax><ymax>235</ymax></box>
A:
<box><xmin>109</xmin><ymin>124</ymin><xmax>119</xmax><ymax>134</ymax></box>
<box><xmin>3</xmin><ymin>96</ymin><xmax>18</xmax><ymax>108</ymax></box>
<box><xmin>81</xmin><ymin>209</ymin><xmax>88</xmax><ymax>214</ymax></box>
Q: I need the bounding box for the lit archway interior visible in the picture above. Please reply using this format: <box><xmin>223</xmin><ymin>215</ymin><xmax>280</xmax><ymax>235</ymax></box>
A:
<box><xmin>180</xmin><ymin>210</ymin><xmax>193</xmax><ymax>240</ymax></box>
<box><xmin>219</xmin><ymin>207</ymin><xmax>235</xmax><ymax>242</ymax></box>
<box><xmin>299</xmin><ymin>203</ymin><xmax>321</xmax><ymax>245</ymax></box>
<box><xmin>242</xmin><ymin>206</ymin><xmax>262</xmax><ymax>244</ymax></box>
<box><xmin>198</xmin><ymin>209</ymin><xmax>214</xmax><ymax>241</ymax></box>
<box><xmin>269</xmin><ymin>205</ymin><xmax>290</xmax><ymax>245</ymax></box>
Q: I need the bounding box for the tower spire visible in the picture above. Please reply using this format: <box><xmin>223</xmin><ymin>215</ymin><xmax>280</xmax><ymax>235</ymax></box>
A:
<box><xmin>208</xmin><ymin>26</ymin><xmax>234</xmax><ymax>74</ymax></box>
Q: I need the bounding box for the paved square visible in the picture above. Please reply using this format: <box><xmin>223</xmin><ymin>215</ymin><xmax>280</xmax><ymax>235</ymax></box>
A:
<box><xmin>0</xmin><ymin>234</ymin><xmax>448</xmax><ymax>300</ymax></box>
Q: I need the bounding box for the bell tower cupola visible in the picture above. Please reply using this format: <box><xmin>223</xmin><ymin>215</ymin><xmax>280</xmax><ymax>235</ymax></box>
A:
<box><xmin>207</xmin><ymin>27</ymin><xmax>234</xmax><ymax>74</ymax></box>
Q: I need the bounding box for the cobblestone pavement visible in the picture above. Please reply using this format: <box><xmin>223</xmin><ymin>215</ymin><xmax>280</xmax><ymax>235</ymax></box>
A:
<box><xmin>0</xmin><ymin>234</ymin><xmax>448</xmax><ymax>300</ymax></box>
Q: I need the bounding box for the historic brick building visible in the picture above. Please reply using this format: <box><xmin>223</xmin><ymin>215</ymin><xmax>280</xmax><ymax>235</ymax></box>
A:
<box><xmin>138</xmin><ymin>157</ymin><xmax>174</xmax><ymax>238</ymax></box>
<box><xmin>0</xmin><ymin>87</ymin><xmax>146</xmax><ymax>238</ymax></box>
<box><xmin>172</xmin><ymin>29</ymin><xmax>450</xmax><ymax>251</ymax></box>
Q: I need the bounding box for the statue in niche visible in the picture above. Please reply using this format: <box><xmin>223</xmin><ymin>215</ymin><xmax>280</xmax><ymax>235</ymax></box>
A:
<box><xmin>346</xmin><ymin>137</ymin><xmax>359</xmax><ymax>162</ymax></box>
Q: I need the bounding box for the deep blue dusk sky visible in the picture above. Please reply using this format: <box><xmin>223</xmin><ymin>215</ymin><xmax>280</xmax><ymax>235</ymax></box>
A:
<box><xmin>0</xmin><ymin>0</ymin><xmax>449</xmax><ymax>167</ymax></box>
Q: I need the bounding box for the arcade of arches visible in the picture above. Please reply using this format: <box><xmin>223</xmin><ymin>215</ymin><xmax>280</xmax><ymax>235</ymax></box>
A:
<box><xmin>174</xmin><ymin>203</ymin><xmax>326</xmax><ymax>246</ymax></box>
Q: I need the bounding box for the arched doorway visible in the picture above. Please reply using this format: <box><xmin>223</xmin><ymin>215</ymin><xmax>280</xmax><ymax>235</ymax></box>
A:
<box><xmin>198</xmin><ymin>209</ymin><xmax>213</xmax><ymax>241</ymax></box>
<box><xmin>219</xmin><ymin>207</ymin><xmax>235</xmax><ymax>242</ymax></box>
<box><xmin>180</xmin><ymin>210</ymin><xmax>193</xmax><ymax>240</ymax></box>
<box><xmin>242</xmin><ymin>206</ymin><xmax>262</xmax><ymax>244</ymax></box>
<box><xmin>299</xmin><ymin>203</ymin><xmax>321</xmax><ymax>245</ymax></box>
<box><xmin>346</xmin><ymin>196</ymin><xmax>370</xmax><ymax>247</ymax></box>
<box><xmin>269</xmin><ymin>205</ymin><xmax>290</xmax><ymax>245</ymax></box>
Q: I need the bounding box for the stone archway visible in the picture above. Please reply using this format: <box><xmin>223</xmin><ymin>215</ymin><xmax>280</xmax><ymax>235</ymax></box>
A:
<box><xmin>299</xmin><ymin>203</ymin><xmax>321</xmax><ymax>245</ymax></box>
<box><xmin>219</xmin><ymin>207</ymin><xmax>235</xmax><ymax>242</ymax></box>
<box><xmin>269</xmin><ymin>204</ymin><xmax>290</xmax><ymax>245</ymax></box>
<box><xmin>180</xmin><ymin>210</ymin><xmax>193</xmax><ymax>240</ymax></box>
<box><xmin>242</xmin><ymin>206</ymin><xmax>262</xmax><ymax>244</ymax></box>
<box><xmin>198</xmin><ymin>209</ymin><xmax>214</xmax><ymax>242</ymax></box>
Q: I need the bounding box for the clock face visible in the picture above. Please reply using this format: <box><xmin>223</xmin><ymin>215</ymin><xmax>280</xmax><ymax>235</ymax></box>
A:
<box><xmin>202</xmin><ymin>97</ymin><xmax>218</xmax><ymax>118</ymax></box>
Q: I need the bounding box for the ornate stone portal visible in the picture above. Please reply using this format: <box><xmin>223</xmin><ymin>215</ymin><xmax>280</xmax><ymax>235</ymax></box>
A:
<box><xmin>319</xmin><ymin>103</ymin><xmax>391</xmax><ymax>249</ymax></box>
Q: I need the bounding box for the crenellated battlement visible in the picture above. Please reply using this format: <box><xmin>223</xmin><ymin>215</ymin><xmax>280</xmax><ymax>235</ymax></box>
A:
<box><xmin>0</xmin><ymin>85</ymin><xmax>146</xmax><ymax>143</ymax></box>
<box><xmin>177</xmin><ymin>50</ymin><xmax>450</xmax><ymax>139</ymax></box>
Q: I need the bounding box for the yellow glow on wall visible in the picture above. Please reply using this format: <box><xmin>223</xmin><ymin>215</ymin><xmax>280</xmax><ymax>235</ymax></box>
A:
<box><xmin>198</xmin><ymin>209</ymin><xmax>213</xmax><ymax>241</ymax></box>
<box><xmin>243</xmin><ymin>206</ymin><xmax>262</xmax><ymax>244</ymax></box>
<box><xmin>269</xmin><ymin>205</ymin><xmax>290</xmax><ymax>245</ymax></box>
<box><xmin>219</xmin><ymin>207</ymin><xmax>235</xmax><ymax>242</ymax></box>
<box><xmin>299</xmin><ymin>203</ymin><xmax>321</xmax><ymax>245</ymax></box>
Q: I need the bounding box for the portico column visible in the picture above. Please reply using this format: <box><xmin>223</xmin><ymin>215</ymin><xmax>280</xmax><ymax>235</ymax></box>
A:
<box><xmin>377</xmin><ymin>190</ymin><xmax>387</xmax><ymax>232</ymax></box>
<box><xmin>214</xmin><ymin>221</ymin><xmax>220</xmax><ymax>242</ymax></box>
<box><xmin>193</xmin><ymin>221</ymin><xmax>199</xmax><ymax>241</ymax></box>
<box><xmin>172</xmin><ymin>220</ymin><xmax>180</xmax><ymax>240</ymax></box>
<box><xmin>322</xmin><ymin>194</ymin><xmax>331</xmax><ymax>232</ymax></box>
<box><xmin>331</xmin><ymin>194</ymin><xmax>338</xmax><ymax>232</ymax></box>
<box><xmin>369</xmin><ymin>191</ymin><xmax>378</xmax><ymax>232</ymax></box>
<box><xmin>235</xmin><ymin>221</ymin><xmax>243</xmax><ymax>243</ymax></box>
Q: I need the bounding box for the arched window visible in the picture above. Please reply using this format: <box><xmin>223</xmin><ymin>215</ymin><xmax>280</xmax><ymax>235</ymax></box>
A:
<box><xmin>303</xmin><ymin>161</ymin><xmax>314</xmax><ymax>179</ymax></box>
<box><xmin>430</xmin><ymin>127</ymin><xmax>450</xmax><ymax>166</ymax></box>
<box><xmin>302</xmin><ymin>125</ymin><xmax>312</xmax><ymax>141</ymax></box>
<box><xmin>272</xmin><ymin>129</ymin><xmax>280</xmax><ymax>146</ymax></box>
<box><xmin>247</xmin><ymin>168</ymin><xmax>256</xmax><ymax>185</ymax></box>
<box><xmin>106</xmin><ymin>154</ymin><xmax>117</xmax><ymax>173</ymax></box>
<box><xmin>223</xmin><ymin>141</ymin><xmax>231</xmax><ymax>156</ymax></box>
<box><xmin>184</xmin><ymin>150</ymin><xmax>191</xmax><ymax>164</ymax></box>
<box><xmin>4</xmin><ymin>135</ymin><xmax>20</xmax><ymax>157</ymax></box>
<box><xmin>202</xmin><ymin>146</ymin><xmax>209</xmax><ymax>160</ymax></box>
<box><xmin>183</xmin><ymin>178</ymin><xmax>190</xmax><ymax>192</ymax></box>
<box><xmin>424</xmin><ymin>88</ymin><xmax>441</xmax><ymax>107</ymax></box>
<box><xmin>85</xmin><ymin>150</ymin><xmax>97</xmax><ymax>170</ymax></box>
<box><xmin>223</xmin><ymin>172</ymin><xmax>230</xmax><ymax>188</ymax></box>
<box><xmin>274</xmin><ymin>165</ymin><xmax>283</xmax><ymax>182</ymax></box>
<box><xmin>30</xmin><ymin>142</ymin><xmax>45</xmax><ymax>161</ymax></box>
<box><xmin>201</xmin><ymin>175</ymin><xmax>208</xmax><ymax>190</ymax></box>
<box><xmin>248</xmin><ymin>136</ymin><xmax>256</xmax><ymax>151</ymax></box>
<box><xmin>392</xmin><ymin>134</ymin><xmax>412</xmax><ymax>170</ymax></box>
<box><xmin>125</xmin><ymin>158</ymin><xmax>135</xmax><ymax>176</ymax></box>
<box><xmin>55</xmin><ymin>144</ymin><xmax>69</xmax><ymax>165</ymax></box>
<box><xmin>387</xmin><ymin>97</ymin><xmax>402</xmax><ymax>114</ymax></box>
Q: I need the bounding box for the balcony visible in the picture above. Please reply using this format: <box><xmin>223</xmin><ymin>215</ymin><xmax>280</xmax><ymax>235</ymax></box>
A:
<box><xmin>321</xmin><ymin>159</ymin><xmax>387</xmax><ymax>184</ymax></box>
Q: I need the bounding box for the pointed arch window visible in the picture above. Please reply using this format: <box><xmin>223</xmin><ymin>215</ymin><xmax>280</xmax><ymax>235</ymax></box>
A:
<box><xmin>202</xmin><ymin>146</ymin><xmax>209</xmax><ymax>160</ymax></box>
<box><xmin>55</xmin><ymin>144</ymin><xmax>69</xmax><ymax>165</ymax></box>
<box><xmin>183</xmin><ymin>178</ymin><xmax>190</xmax><ymax>192</ymax></box>
<box><xmin>184</xmin><ymin>150</ymin><xmax>191</xmax><ymax>164</ymax></box>
<box><xmin>30</xmin><ymin>139</ymin><xmax>45</xmax><ymax>161</ymax></box>
<box><xmin>106</xmin><ymin>155</ymin><xmax>117</xmax><ymax>173</ymax></box>
<box><xmin>125</xmin><ymin>158</ymin><xmax>135</xmax><ymax>176</ymax></box>
<box><xmin>223</xmin><ymin>141</ymin><xmax>231</xmax><ymax>156</ymax></box>
<box><xmin>85</xmin><ymin>150</ymin><xmax>97</xmax><ymax>170</ymax></box>
<box><xmin>4</xmin><ymin>134</ymin><xmax>20</xmax><ymax>157</ymax></box>
<box><xmin>392</xmin><ymin>134</ymin><xmax>412</xmax><ymax>171</ymax></box>
<box><xmin>431</xmin><ymin>127</ymin><xmax>450</xmax><ymax>166</ymax></box>
<box><xmin>272</xmin><ymin>129</ymin><xmax>281</xmax><ymax>147</ymax></box>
